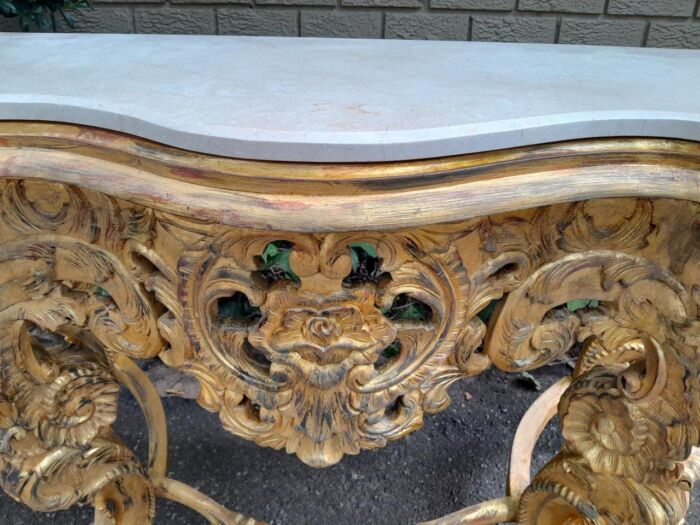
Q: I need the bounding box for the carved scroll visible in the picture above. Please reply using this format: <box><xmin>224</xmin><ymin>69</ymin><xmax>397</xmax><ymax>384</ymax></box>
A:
<box><xmin>478</xmin><ymin>211</ymin><xmax>700</xmax><ymax>523</ymax></box>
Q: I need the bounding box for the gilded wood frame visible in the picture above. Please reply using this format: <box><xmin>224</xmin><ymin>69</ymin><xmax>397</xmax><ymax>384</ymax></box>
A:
<box><xmin>0</xmin><ymin>121</ymin><xmax>698</xmax><ymax>524</ymax></box>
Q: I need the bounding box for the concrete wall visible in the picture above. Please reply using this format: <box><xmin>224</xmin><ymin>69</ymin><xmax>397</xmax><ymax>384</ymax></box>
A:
<box><xmin>1</xmin><ymin>0</ymin><xmax>699</xmax><ymax>48</ymax></box>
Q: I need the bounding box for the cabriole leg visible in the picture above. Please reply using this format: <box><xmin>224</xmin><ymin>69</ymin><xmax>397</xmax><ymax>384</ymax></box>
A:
<box><xmin>0</xmin><ymin>179</ymin><xmax>263</xmax><ymax>524</ymax></box>
<box><xmin>491</xmin><ymin>250</ymin><xmax>700</xmax><ymax>524</ymax></box>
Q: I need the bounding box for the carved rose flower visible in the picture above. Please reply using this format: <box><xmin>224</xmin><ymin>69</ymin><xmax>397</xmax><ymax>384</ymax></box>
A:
<box><xmin>249</xmin><ymin>288</ymin><xmax>396</xmax><ymax>389</ymax></box>
<box><xmin>21</xmin><ymin>363</ymin><xmax>119</xmax><ymax>448</ymax></box>
<box><xmin>272</xmin><ymin>306</ymin><xmax>374</xmax><ymax>361</ymax></box>
<box><xmin>562</xmin><ymin>395</ymin><xmax>662</xmax><ymax>481</ymax></box>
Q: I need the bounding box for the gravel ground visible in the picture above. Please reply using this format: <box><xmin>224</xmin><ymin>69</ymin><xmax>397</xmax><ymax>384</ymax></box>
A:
<box><xmin>2</xmin><ymin>364</ymin><xmax>699</xmax><ymax>524</ymax></box>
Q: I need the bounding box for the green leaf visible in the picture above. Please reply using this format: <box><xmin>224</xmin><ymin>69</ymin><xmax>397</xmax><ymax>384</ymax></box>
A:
<box><xmin>3</xmin><ymin>0</ymin><xmax>89</xmax><ymax>30</ymax></box>
<box><xmin>0</xmin><ymin>0</ymin><xmax>16</xmax><ymax>15</ymax></box>
<box><xmin>267</xmin><ymin>251</ymin><xmax>293</xmax><ymax>277</ymax></box>
<box><xmin>261</xmin><ymin>242</ymin><xmax>279</xmax><ymax>263</ymax></box>
<box><xmin>261</xmin><ymin>241</ymin><xmax>300</xmax><ymax>283</ymax></box>
<box><xmin>566</xmin><ymin>299</ymin><xmax>599</xmax><ymax>312</ymax></box>
<box><xmin>348</xmin><ymin>243</ymin><xmax>377</xmax><ymax>271</ymax></box>
<box><xmin>349</xmin><ymin>246</ymin><xmax>359</xmax><ymax>272</ymax></box>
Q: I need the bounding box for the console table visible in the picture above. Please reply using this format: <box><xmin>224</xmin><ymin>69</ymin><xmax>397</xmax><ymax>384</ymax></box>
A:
<box><xmin>1</xmin><ymin>33</ymin><xmax>700</xmax><ymax>524</ymax></box>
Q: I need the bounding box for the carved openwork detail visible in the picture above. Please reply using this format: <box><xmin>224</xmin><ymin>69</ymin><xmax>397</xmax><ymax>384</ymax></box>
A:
<box><xmin>177</xmin><ymin>230</ymin><xmax>477</xmax><ymax>466</ymax></box>
<box><xmin>0</xmin><ymin>175</ymin><xmax>699</xmax><ymax>523</ymax></box>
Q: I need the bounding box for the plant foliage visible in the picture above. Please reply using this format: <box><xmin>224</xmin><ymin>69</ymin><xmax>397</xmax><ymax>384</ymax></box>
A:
<box><xmin>260</xmin><ymin>241</ymin><xmax>299</xmax><ymax>283</ymax></box>
<box><xmin>1</xmin><ymin>0</ymin><xmax>89</xmax><ymax>32</ymax></box>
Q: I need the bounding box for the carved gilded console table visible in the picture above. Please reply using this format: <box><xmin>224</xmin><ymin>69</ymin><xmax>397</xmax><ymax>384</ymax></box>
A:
<box><xmin>1</xmin><ymin>34</ymin><xmax>700</xmax><ymax>524</ymax></box>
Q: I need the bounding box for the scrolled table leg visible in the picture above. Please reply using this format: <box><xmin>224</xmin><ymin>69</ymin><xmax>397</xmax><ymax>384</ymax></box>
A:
<box><xmin>0</xmin><ymin>322</ymin><xmax>156</xmax><ymax>523</ymax></box>
<box><xmin>422</xmin><ymin>197</ymin><xmax>700</xmax><ymax>525</ymax></box>
<box><xmin>498</xmin><ymin>249</ymin><xmax>700</xmax><ymax>524</ymax></box>
<box><xmin>518</xmin><ymin>337</ymin><xmax>699</xmax><ymax>525</ymax></box>
<box><xmin>0</xmin><ymin>178</ymin><xmax>265</xmax><ymax>523</ymax></box>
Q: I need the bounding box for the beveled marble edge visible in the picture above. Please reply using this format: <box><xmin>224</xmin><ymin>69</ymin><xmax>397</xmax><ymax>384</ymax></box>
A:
<box><xmin>1</xmin><ymin>33</ymin><xmax>700</xmax><ymax>162</ymax></box>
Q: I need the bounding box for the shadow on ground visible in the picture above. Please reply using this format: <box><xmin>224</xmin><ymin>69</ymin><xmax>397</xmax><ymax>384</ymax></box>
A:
<box><xmin>2</xmin><ymin>365</ymin><xmax>699</xmax><ymax>524</ymax></box>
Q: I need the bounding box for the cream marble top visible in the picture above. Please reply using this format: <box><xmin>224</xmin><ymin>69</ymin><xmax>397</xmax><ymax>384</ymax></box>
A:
<box><xmin>1</xmin><ymin>33</ymin><xmax>699</xmax><ymax>162</ymax></box>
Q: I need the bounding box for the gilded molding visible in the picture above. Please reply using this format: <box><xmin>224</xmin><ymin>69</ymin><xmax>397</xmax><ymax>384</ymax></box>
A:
<box><xmin>1</xmin><ymin>122</ymin><xmax>699</xmax><ymax>232</ymax></box>
<box><xmin>0</xmin><ymin>125</ymin><xmax>699</xmax><ymax>523</ymax></box>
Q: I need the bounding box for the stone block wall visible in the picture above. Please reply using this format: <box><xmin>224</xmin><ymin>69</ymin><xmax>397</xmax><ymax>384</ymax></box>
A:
<box><xmin>1</xmin><ymin>0</ymin><xmax>699</xmax><ymax>48</ymax></box>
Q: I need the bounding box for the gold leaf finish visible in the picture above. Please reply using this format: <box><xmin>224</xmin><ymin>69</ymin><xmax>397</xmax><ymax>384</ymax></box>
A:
<box><xmin>0</xmin><ymin>122</ymin><xmax>699</xmax><ymax>523</ymax></box>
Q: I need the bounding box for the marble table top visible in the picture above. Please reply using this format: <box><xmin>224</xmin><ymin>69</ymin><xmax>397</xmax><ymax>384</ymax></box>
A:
<box><xmin>1</xmin><ymin>33</ymin><xmax>699</xmax><ymax>162</ymax></box>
